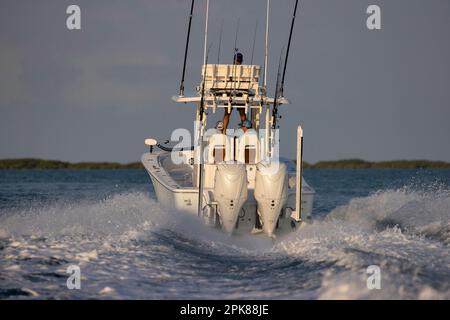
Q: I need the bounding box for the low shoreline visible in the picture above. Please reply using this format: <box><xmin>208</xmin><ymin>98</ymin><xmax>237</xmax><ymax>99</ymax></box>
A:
<box><xmin>1</xmin><ymin>158</ymin><xmax>450</xmax><ymax>170</ymax></box>
<box><xmin>303</xmin><ymin>159</ymin><xmax>450</xmax><ymax>169</ymax></box>
<box><xmin>0</xmin><ymin>159</ymin><xmax>142</xmax><ymax>170</ymax></box>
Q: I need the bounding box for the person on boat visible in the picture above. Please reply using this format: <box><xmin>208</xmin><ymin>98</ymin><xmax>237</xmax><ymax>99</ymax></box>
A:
<box><xmin>222</xmin><ymin>52</ymin><xmax>247</xmax><ymax>131</ymax></box>
<box><xmin>215</xmin><ymin>120</ymin><xmax>224</xmax><ymax>134</ymax></box>
<box><xmin>236</xmin><ymin>120</ymin><xmax>258</xmax><ymax>164</ymax></box>
<box><xmin>240</xmin><ymin>120</ymin><xmax>256</xmax><ymax>136</ymax></box>
<box><xmin>233</xmin><ymin>122</ymin><xmax>245</xmax><ymax>138</ymax></box>
<box><xmin>233</xmin><ymin>52</ymin><xmax>243</xmax><ymax>65</ymax></box>
<box><xmin>207</xmin><ymin>121</ymin><xmax>229</xmax><ymax>163</ymax></box>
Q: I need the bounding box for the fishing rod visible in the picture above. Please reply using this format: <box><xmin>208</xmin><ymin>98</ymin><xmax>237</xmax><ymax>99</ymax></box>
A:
<box><xmin>271</xmin><ymin>47</ymin><xmax>285</xmax><ymax>130</ymax></box>
<box><xmin>246</xmin><ymin>19</ymin><xmax>259</xmax><ymax>125</ymax></box>
<box><xmin>179</xmin><ymin>0</ymin><xmax>195</xmax><ymax>97</ymax></box>
<box><xmin>271</xmin><ymin>0</ymin><xmax>300</xmax><ymax>131</ymax></box>
<box><xmin>280</xmin><ymin>0</ymin><xmax>299</xmax><ymax>97</ymax></box>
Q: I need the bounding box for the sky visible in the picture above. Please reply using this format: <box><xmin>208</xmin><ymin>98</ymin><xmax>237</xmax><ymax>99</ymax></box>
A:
<box><xmin>1</xmin><ymin>0</ymin><xmax>449</xmax><ymax>163</ymax></box>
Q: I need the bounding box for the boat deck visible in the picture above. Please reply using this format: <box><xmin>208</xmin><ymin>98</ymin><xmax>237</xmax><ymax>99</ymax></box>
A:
<box><xmin>142</xmin><ymin>152</ymin><xmax>195</xmax><ymax>190</ymax></box>
<box><xmin>167</xmin><ymin>164</ymin><xmax>193</xmax><ymax>187</ymax></box>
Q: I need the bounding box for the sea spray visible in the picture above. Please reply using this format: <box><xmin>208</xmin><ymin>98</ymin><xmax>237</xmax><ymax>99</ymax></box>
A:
<box><xmin>1</xmin><ymin>172</ymin><xmax>449</xmax><ymax>299</ymax></box>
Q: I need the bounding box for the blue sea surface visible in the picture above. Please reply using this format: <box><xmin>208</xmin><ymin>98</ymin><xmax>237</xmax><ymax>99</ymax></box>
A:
<box><xmin>0</xmin><ymin>169</ymin><xmax>449</xmax><ymax>299</ymax></box>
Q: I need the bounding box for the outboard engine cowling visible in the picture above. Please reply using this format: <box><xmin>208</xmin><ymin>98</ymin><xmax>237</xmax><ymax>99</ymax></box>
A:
<box><xmin>214</xmin><ymin>164</ymin><xmax>248</xmax><ymax>234</ymax></box>
<box><xmin>254</xmin><ymin>162</ymin><xmax>288</xmax><ymax>236</ymax></box>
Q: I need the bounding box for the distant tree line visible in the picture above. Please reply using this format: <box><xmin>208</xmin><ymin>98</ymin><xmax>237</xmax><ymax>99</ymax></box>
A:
<box><xmin>0</xmin><ymin>158</ymin><xmax>449</xmax><ymax>170</ymax></box>
<box><xmin>0</xmin><ymin>158</ymin><xmax>142</xmax><ymax>170</ymax></box>
<box><xmin>302</xmin><ymin>158</ymin><xmax>450</xmax><ymax>169</ymax></box>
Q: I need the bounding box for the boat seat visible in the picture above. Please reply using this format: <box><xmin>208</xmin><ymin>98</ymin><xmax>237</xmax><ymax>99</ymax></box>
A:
<box><xmin>207</xmin><ymin>133</ymin><xmax>232</xmax><ymax>164</ymax></box>
<box><xmin>235</xmin><ymin>130</ymin><xmax>260</xmax><ymax>164</ymax></box>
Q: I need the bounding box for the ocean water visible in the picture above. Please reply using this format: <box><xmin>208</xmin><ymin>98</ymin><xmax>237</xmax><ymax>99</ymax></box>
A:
<box><xmin>0</xmin><ymin>168</ymin><xmax>449</xmax><ymax>299</ymax></box>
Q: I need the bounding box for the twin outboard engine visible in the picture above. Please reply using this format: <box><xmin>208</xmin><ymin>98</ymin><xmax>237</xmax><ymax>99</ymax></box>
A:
<box><xmin>214</xmin><ymin>164</ymin><xmax>248</xmax><ymax>234</ymax></box>
<box><xmin>254</xmin><ymin>162</ymin><xmax>288</xmax><ymax>236</ymax></box>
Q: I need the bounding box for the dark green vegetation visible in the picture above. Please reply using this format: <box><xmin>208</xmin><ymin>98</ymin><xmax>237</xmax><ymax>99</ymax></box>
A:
<box><xmin>302</xmin><ymin>159</ymin><xmax>450</xmax><ymax>169</ymax></box>
<box><xmin>0</xmin><ymin>158</ymin><xmax>143</xmax><ymax>170</ymax></box>
<box><xmin>1</xmin><ymin>158</ymin><xmax>450</xmax><ymax>170</ymax></box>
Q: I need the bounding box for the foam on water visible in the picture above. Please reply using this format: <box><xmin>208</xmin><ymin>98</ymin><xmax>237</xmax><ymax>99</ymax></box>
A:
<box><xmin>0</xmin><ymin>186</ymin><xmax>449</xmax><ymax>299</ymax></box>
<box><xmin>274</xmin><ymin>186</ymin><xmax>450</xmax><ymax>299</ymax></box>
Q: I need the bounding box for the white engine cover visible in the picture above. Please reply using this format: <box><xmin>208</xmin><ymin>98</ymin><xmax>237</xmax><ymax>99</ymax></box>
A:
<box><xmin>254</xmin><ymin>162</ymin><xmax>288</xmax><ymax>236</ymax></box>
<box><xmin>214</xmin><ymin>164</ymin><xmax>248</xmax><ymax>234</ymax></box>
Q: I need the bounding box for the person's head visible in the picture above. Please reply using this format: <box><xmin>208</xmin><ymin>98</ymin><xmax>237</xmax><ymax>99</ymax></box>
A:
<box><xmin>215</xmin><ymin>120</ymin><xmax>224</xmax><ymax>132</ymax></box>
<box><xmin>241</xmin><ymin>120</ymin><xmax>252</xmax><ymax>132</ymax></box>
<box><xmin>234</xmin><ymin>52</ymin><xmax>243</xmax><ymax>65</ymax></box>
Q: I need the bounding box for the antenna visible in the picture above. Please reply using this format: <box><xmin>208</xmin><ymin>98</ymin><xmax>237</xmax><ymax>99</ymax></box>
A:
<box><xmin>179</xmin><ymin>0</ymin><xmax>195</xmax><ymax>97</ymax></box>
<box><xmin>280</xmin><ymin>0</ymin><xmax>299</xmax><ymax>97</ymax></box>
<box><xmin>217</xmin><ymin>20</ymin><xmax>224</xmax><ymax>64</ymax></box>
<box><xmin>250</xmin><ymin>19</ymin><xmax>258</xmax><ymax>66</ymax></box>
<box><xmin>263</xmin><ymin>0</ymin><xmax>270</xmax><ymax>160</ymax></box>
<box><xmin>202</xmin><ymin>0</ymin><xmax>210</xmax><ymax>67</ymax></box>
<box><xmin>231</xmin><ymin>18</ymin><xmax>240</xmax><ymax>94</ymax></box>
<box><xmin>197</xmin><ymin>44</ymin><xmax>212</xmax><ymax>218</ymax></box>
<box><xmin>233</xmin><ymin>17</ymin><xmax>240</xmax><ymax>59</ymax></box>
<box><xmin>263</xmin><ymin>0</ymin><xmax>270</xmax><ymax>91</ymax></box>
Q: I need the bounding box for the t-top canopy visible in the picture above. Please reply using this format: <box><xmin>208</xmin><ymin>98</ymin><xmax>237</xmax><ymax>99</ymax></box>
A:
<box><xmin>201</xmin><ymin>64</ymin><xmax>261</xmax><ymax>94</ymax></box>
<box><xmin>173</xmin><ymin>63</ymin><xmax>289</xmax><ymax>109</ymax></box>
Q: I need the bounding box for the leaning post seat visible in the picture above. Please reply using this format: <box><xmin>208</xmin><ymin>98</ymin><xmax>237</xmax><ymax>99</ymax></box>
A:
<box><xmin>207</xmin><ymin>133</ymin><xmax>232</xmax><ymax>164</ymax></box>
<box><xmin>201</xmin><ymin>64</ymin><xmax>260</xmax><ymax>95</ymax></box>
<box><xmin>235</xmin><ymin>132</ymin><xmax>260</xmax><ymax>164</ymax></box>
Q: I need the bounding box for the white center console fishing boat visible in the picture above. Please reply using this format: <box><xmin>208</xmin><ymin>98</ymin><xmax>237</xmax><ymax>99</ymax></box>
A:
<box><xmin>142</xmin><ymin>0</ymin><xmax>314</xmax><ymax>238</ymax></box>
